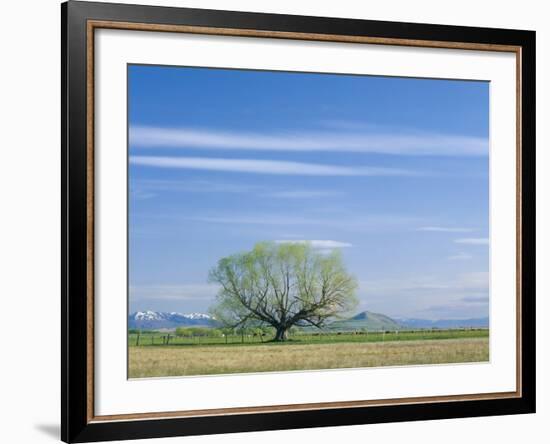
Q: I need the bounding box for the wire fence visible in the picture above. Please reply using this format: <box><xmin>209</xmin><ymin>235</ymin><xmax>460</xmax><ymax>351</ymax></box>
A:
<box><xmin>128</xmin><ymin>328</ymin><xmax>489</xmax><ymax>347</ymax></box>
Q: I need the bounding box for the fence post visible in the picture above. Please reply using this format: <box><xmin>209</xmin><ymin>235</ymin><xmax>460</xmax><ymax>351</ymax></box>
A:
<box><xmin>136</xmin><ymin>333</ymin><xmax>140</xmax><ymax>346</ymax></box>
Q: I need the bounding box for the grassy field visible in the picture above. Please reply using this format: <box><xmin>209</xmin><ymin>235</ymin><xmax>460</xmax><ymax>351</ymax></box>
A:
<box><xmin>128</xmin><ymin>329</ymin><xmax>488</xmax><ymax>347</ymax></box>
<box><xmin>128</xmin><ymin>331</ymin><xmax>489</xmax><ymax>378</ymax></box>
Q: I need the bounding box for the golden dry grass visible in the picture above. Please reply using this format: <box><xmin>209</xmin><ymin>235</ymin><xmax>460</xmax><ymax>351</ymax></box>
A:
<box><xmin>128</xmin><ymin>338</ymin><xmax>489</xmax><ymax>378</ymax></box>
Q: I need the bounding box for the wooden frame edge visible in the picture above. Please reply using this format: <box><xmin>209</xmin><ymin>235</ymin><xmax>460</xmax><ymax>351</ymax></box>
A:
<box><xmin>90</xmin><ymin>391</ymin><xmax>520</xmax><ymax>423</ymax></box>
<box><xmin>84</xmin><ymin>18</ymin><xmax>525</xmax><ymax>424</ymax></box>
<box><xmin>88</xmin><ymin>19</ymin><xmax>522</xmax><ymax>53</ymax></box>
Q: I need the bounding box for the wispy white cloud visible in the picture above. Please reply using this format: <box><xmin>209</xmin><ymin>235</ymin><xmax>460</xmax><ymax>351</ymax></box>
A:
<box><xmin>131</xmin><ymin>179</ymin><xmax>254</xmax><ymax>194</ymax></box>
<box><xmin>130</xmin><ymin>125</ymin><xmax>488</xmax><ymax>157</ymax></box>
<box><xmin>263</xmin><ymin>190</ymin><xmax>344</xmax><ymax>199</ymax></box>
<box><xmin>457</xmin><ymin>272</ymin><xmax>489</xmax><ymax>289</ymax></box>
<box><xmin>461</xmin><ymin>296</ymin><xmax>489</xmax><ymax>304</ymax></box>
<box><xmin>131</xmin><ymin>179</ymin><xmax>343</xmax><ymax>201</ymax></box>
<box><xmin>185</xmin><ymin>215</ymin><xmax>327</xmax><ymax>227</ymax></box>
<box><xmin>274</xmin><ymin>240</ymin><xmax>352</xmax><ymax>249</ymax></box>
<box><xmin>130</xmin><ymin>189</ymin><xmax>157</xmax><ymax>200</ymax></box>
<box><xmin>130</xmin><ymin>156</ymin><xmax>421</xmax><ymax>177</ymax></box>
<box><xmin>129</xmin><ymin>284</ymin><xmax>219</xmax><ymax>301</ymax></box>
<box><xmin>417</xmin><ymin>226</ymin><xmax>474</xmax><ymax>233</ymax></box>
<box><xmin>182</xmin><ymin>213</ymin><xmax>422</xmax><ymax>232</ymax></box>
<box><xmin>454</xmin><ymin>238</ymin><xmax>489</xmax><ymax>245</ymax></box>
<box><xmin>357</xmin><ymin>271</ymin><xmax>489</xmax><ymax>319</ymax></box>
<box><xmin>448</xmin><ymin>252</ymin><xmax>473</xmax><ymax>261</ymax></box>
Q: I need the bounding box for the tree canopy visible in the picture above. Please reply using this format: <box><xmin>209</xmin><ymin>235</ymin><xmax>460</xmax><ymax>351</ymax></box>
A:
<box><xmin>208</xmin><ymin>242</ymin><xmax>358</xmax><ymax>341</ymax></box>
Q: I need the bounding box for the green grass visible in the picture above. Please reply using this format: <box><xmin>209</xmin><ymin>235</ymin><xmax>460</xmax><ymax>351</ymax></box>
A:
<box><xmin>128</xmin><ymin>329</ymin><xmax>489</xmax><ymax>348</ymax></box>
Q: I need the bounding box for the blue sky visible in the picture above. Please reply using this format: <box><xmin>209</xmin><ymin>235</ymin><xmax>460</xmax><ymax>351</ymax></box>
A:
<box><xmin>128</xmin><ymin>64</ymin><xmax>489</xmax><ymax>320</ymax></box>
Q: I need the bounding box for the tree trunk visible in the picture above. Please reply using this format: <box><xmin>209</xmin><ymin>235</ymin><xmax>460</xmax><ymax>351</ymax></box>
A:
<box><xmin>274</xmin><ymin>326</ymin><xmax>289</xmax><ymax>341</ymax></box>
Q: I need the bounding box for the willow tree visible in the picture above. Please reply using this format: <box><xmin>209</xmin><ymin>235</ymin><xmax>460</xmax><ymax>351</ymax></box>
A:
<box><xmin>208</xmin><ymin>242</ymin><xmax>358</xmax><ymax>341</ymax></box>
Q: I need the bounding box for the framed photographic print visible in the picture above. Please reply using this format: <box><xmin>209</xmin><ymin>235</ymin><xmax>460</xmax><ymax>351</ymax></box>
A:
<box><xmin>61</xmin><ymin>1</ymin><xmax>536</xmax><ymax>442</ymax></box>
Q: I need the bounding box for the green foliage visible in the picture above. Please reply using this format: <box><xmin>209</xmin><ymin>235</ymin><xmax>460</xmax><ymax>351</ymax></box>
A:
<box><xmin>208</xmin><ymin>241</ymin><xmax>358</xmax><ymax>341</ymax></box>
<box><xmin>128</xmin><ymin>328</ymin><xmax>489</xmax><ymax>349</ymax></box>
<box><xmin>175</xmin><ymin>327</ymin><xmax>222</xmax><ymax>337</ymax></box>
<box><xmin>128</xmin><ymin>329</ymin><xmax>158</xmax><ymax>335</ymax></box>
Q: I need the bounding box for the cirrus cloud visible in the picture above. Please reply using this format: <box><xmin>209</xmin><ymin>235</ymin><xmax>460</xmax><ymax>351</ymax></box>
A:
<box><xmin>417</xmin><ymin>226</ymin><xmax>474</xmax><ymax>233</ymax></box>
<box><xmin>274</xmin><ymin>240</ymin><xmax>352</xmax><ymax>249</ymax></box>
<box><xmin>130</xmin><ymin>156</ymin><xmax>422</xmax><ymax>177</ymax></box>
<box><xmin>130</xmin><ymin>125</ymin><xmax>488</xmax><ymax>157</ymax></box>
<box><xmin>454</xmin><ymin>238</ymin><xmax>489</xmax><ymax>245</ymax></box>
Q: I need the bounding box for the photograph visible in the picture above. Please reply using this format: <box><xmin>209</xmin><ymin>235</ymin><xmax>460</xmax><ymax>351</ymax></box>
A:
<box><xmin>127</xmin><ymin>64</ymin><xmax>490</xmax><ymax>378</ymax></box>
<box><xmin>56</xmin><ymin>1</ymin><xmax>536</xmax><ymax>441</ymax></box>
<box><xmin>0</xmin><ymin>0</ymin><xmax>541</xmax><ymax>442</ymax></box>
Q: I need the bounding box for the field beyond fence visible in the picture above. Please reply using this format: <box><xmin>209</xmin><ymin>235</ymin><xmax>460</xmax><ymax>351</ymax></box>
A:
<box><xmin>128</xmin><ymin>329</ymin><xmax>489</xmax><ymax>378</ymax></box>
<box><xmin>128</xmin><ymin>328</ymin><xmax>489</xmax><ymax>347</ymax></box>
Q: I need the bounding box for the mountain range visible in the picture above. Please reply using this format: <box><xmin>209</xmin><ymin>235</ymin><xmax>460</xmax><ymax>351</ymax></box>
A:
<box><xmin>129</xmin><ymin>310</ymin><xmax>488</xmax><ymax>331</ymax></box>
<box><xmin>129</xmin><ymin>310</ymin><xmax>216</xmax><ymax>329</ymax></box>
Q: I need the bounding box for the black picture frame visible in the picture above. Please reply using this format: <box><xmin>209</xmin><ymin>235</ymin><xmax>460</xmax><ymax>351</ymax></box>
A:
<box><xmin>61</xmin><ymin>1</ymin><xmax>536</xmax><ymax>442</ymax></box>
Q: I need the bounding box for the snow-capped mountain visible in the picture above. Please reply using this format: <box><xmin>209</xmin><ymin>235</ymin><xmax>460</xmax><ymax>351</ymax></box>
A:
<box><xmin>129</xmin><ymin>311</ymin><xmax>216</xmax><ymax>329</ymax></box>
<box><xmin>179</xmin><ymin>312</ymin><xmax>212</xmax><ymax>320</ymax></box>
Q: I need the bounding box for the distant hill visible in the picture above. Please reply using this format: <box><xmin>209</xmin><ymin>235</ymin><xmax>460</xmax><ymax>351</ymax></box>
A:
<box><xmin>311</xmin><ymin>311</ymin><xmax>488</xmax><ymax>332</ymax></box>
<box><xmin>397</xmin><ymin>317</ymin><xmax>489</xmax><ymax>329</ymax></box>
<box><xmin>128</xmin><ymin>311</ymin><xmax>216</xmax><ymax>330</ymax></box>
<box><xmin>326</xmin><ymin>311</ymin><xmax>404</xmax><ymax>331</ymax></box>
